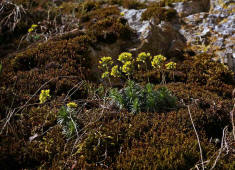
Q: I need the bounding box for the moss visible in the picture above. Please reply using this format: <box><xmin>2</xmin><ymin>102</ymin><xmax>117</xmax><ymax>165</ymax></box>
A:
<box><xmin>74</xmin><ymin>99</ymin><xmax>231</xmax><ymax>169</ymax></box>
<box><xmin>0</xmin><ymin>105</ymin><xmax>63</xmax><ymax>169</ymax></box>
<box><xmin>1</xmin><ymin>82</ymin><xmax>234</xmax><ymax>169</ymax></box>
<box><xmin>179</xmin><ymin>53</ymin><xmax>234</xmax><ymax>97</ymax></box>
<box><xmin>80</xmin><ymin>6</ymin><xmax>135</xmax><ymax>43</ymax></box>
<box><xmin>141</xmin><ymin>4</ymin><xmax>177</xmax><ymax>21</ymax></box>
<box><xmin>122</xmin><ymin>0</ymin><xmax>147</xmax><ymax>9</ymax></box>
<box><xmin>165</xmin><ymin>83</ymin><xmax>232</xmax><ymax>138</ymax></box>
<box><xmin>0</xmin><ymin>1</ymin><xmax>234</xmax><ymax>169</ymax></box>
<box><xmin>71</xmin><ymin>83</ymin><xmax>232</xmax><ymax>168</ymax></box>
<box><xmin>0</xmin><ymin>33</ymin><xmax>91</xmax><ymax>116</ymax></box>
<box><xmin>116</xmin><ymin>130</ymin><xmax>214</xmax><ymax>170</ymax></box>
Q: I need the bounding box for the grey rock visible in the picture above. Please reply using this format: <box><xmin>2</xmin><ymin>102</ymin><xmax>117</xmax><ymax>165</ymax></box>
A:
<box><xmin>120</xmin><ymin>7</ymin><xmax>185</xmax><ymax>56</ymax></box>
<box><xmin>120</xmin><ymin>7</ymin><xmax>151</xmax><ymax>40</ymax></box>
<box><xmin>178</xmin><ymin>0</ymin><xmax>235</xmax><ymax>71</ymax></box>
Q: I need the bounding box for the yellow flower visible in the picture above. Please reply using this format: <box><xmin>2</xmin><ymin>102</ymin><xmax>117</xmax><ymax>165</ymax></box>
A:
<box><xmin>110</xmin><ymin>65</ymin><xmax>120</xmax><ymax>77</ymax></box>
<box><xmin>136</xmin><ymin>52</ymin><xmax>148</xmax><ymax>63</ymax></box>
<box><xmin>118</xmin><ymin>52</ymin><xmax>132</xmax><ymax>63</ymax></box>
<box><xmin>99</xmin><ymin>56</ymin><xmax>113</xmax><ymax>68</ymax></box>
<box><xmin>67</xmin><ymin>102</ymin><xmax>77</xmax><ymax>108</ymax></box>
<box><xmin>31</xmin><ymin>24</ymin><xmax>38</xmax><ymax>28</ymax></box>
<box><xmin>121</xmin><ymin>61</ymin><xmax>133</xmax><ymax>74</ymax></box>
<box><xmin>165</xmin><ymin>62</ymin><xmax>176</xmax><ymax>70</ymax></box>
<box><xmin>39</xmin><ymin>89</ymin><xmax>51</xmax><ymax>104</ymax></box>
<box><xmin>102</xmin><ymin>71</ymin><xmax>110</xmax><ymax>78</ymax></box>
<box><xmin>120</xmin><ymin>12</ymin><xmax>125</xmax><ymax>16</ymax></box>
<box><xmin>151</xmin><ymin>54</ymin><xmax>167</xmax><ymax>69</ymax></box>
<box><xmin>28</xmin><ymin>28</ymin><xmax>34</xmax><ymax>33</ymax></box>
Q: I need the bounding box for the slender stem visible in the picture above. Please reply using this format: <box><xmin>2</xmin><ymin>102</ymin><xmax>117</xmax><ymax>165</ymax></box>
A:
<box><xmin>187</xmin><ymin>105</ymin><xmax>205</xmax><ymax>170</ymax></box>
<box><xmin>105</xmin><ymin>66</ymin><xmax>111</xmax><ymax>86</ymax></box>
<box><xmin>231</xmin><ymin>103</ymin><xmax>235</xmax><ymax>141</ymax></box>
<box><xmin>161</xmin><ymin>70</ymin><xmax>166</xmax><ymax>85</ymax></box>
<box><xmin>145</xmin><ymin>63</ymin><xmax>149</xmax><ymax>83</ymax></box>
<box><xmin>108</xmin><ymin>76</ymin><xmax>111</xmax><ymax>87</ymax></box>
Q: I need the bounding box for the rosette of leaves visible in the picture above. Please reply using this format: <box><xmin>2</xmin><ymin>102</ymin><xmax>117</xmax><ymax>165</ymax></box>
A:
<box><xmin>155</xmin><ymin>86</ymin><xmax>177</xmax><ymax>111</ymax></box>
<box><xmin>57</xmin><ymin>105</ymin><xmax>79</xmax><ymax>137</ymax></box>
<box><xmin>109</xmin><ymin>80</ymin><xmax>143</xmax><ymax>113</ymax></box>
<box><xmin>109</xmin><ymin>80</ymin><xmax>177</xmax><ymax>114</ymax></box>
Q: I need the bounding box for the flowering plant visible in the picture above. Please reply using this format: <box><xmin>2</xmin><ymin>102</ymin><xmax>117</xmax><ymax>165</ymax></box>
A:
<box><xmin>165</xmin><ymin>62</ymin><xmax>176</xmax><ymax>70</ymax></box>
<box><xmin>111</xmin><ymin>65</ymin><xmax>121</xmax><ymax>77</ymax></box>
<box><xmin>67</xmin><ymin>102</ymin><xmax>78</xmax><ymax>108</ymax></box>
<box><xmin>121</xmin><ymin>61</ymin><xmax>134</xmax><ymax>75</ymax></box>
<box><xmin>151</xmin><ymin>55</ymin><xmax>166</xmax><ymax>69</ymax></box>
<box><xmin>136</xmin><ymin>52</ymin><xmax>151</xmax><ymax>63</ymax></box>
<box><xmin>118</xmin><ymin>52</ymin><xmax>133</xmax><ymax>63</ymax></box>
<box><xmin>39</xmin><ymin>89</ymin><xmax>51</xmax><ymax>104</ymax></box>
<box><xmin>28</xmin><ymin>24</ymin><xmax>38</xmax><ymax>33</ymax></box>
<box><xmin>99</xmin><ymin>56</ymin><xmax>113</xmax><ymax>67</ymax></box>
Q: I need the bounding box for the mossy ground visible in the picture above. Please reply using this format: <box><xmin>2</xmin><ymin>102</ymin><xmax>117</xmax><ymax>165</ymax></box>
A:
<box><xmin>0</xmin><ymin>0</ymin><xmax>234</xmax><ymax>169</ymax></box>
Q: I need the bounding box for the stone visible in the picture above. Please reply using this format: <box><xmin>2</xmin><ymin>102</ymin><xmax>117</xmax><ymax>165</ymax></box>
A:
<box><xmin>120</xmin><ymin>7</ymin><xmax>185</xmax><ymax>57</ymax></box>
<box><xmin>172</xmin><ymin>0</ymin><xmax>210</xmax><ymax>17</ymax></box>
<box><xmin>178</xmin><ymin>0</ymin><xmax>235</xmax><ymax>71</ymax></box>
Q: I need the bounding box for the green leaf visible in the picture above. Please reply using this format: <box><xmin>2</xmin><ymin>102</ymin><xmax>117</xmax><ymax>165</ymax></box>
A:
<box><xmin>109</xmin><ymin>81</ymin><xmax>177</xmax><ymax>114</ymax></box>
<box><xmin>57</xmin><ymin>106</ymin><xmax>68</xmax><ymax>125</ymax></box>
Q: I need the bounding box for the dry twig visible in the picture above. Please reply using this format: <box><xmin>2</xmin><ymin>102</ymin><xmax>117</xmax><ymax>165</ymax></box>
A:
<box><xmin>0</xmin><ymin>0</ymin><xmax>26</xmax><ymax>31</ymax></box>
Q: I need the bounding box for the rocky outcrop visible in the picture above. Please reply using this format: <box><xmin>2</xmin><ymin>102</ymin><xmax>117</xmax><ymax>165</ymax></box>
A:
<box><xmin>172</xmin><ymin>0</ymin><xmax>210</xmax><ymax>17</ymax></box>
<box><xmin>120</xmin><ymin>7</ymin><xmax>185</xmax><ymax>57</ymax></box>
<box><xmin>178</xmin><ymin>0</ymin><xmax>235</xmax><ymax>71</ymax></box>
<box><xmin>120</xmin><ymin>0</ymin><xmax>235</xmax><ymax>71</ymax></box>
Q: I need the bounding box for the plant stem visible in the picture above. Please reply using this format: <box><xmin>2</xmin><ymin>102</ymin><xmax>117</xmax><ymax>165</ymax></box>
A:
<box><xmin>161</xmin><ymin>70</ymin><xmax>166</xmax><ymax>85</ymax></box>
<box><xmin>145</xmin><ymin>63</ymin><xmax>149</xmax><ymax>83</ymax></box>
<box><xmin>187</xmin><ymin>105</ymin><xmax>205</xmax><ymax>170</ymax></box>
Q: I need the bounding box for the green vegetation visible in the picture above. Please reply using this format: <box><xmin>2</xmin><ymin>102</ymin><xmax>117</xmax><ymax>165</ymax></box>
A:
<box><xmin>110</xmin><ymin>80</ymin><xmax>177</xmax><ymax>113</ymax></box>
<box><xmin>57</xmin><ymin>103</ymin><xmax>79</xmax><ymax>137</ymax></box>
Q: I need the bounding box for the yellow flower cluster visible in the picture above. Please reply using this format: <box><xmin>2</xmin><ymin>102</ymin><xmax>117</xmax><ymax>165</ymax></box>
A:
<box><xmin>102</xmin><ymin>71</ymin><xmax>110</xmax><ymax>78</ymax></box>
<box><xmin>111</xmin><ymin>65</ymin><xmax>120</xmax><ymax>77</ymax></box>
<box><xmin>28</xmin><ymin>24</ymin><xmax>38</xmax><ymax>33</ymax></box>
<box><xmin>118</xmin><ymin>52</ymin><xmax>133</xmax><ymax>63</ymax></box>
<box><xmin>120</xmin><ymin>12</ymin><xmax>125</xmax><ymax>16</ymax></box>
<box><xmin>67</xmin><ymin>102</ymin><xmax>77</xmax><ymax>108</ymax></box>
<box><xmin>121</xmin><ymin>61</ymin><xmax>133</xmax><ymax>75</ymax></box>
<box><xmin>151</xmin><ymin>55</ymin><xmax>166</xmax><ymax>69</ymax></box>
<box><xmin>98</xmin><ymin>52</ymin><xmax>176</xmax><ymax>81</ymax></box>
<box><xmin>165</xmin><ymin>62</ymin><xmax>176</xmax><ymax>70</ymax></box>
<box><xmin>136</xmin><ymin>52</ymin><xmax>151</xmax><ymax>63</ymax></box>
<box><xmin>39</xmin><ymin>89</ymin><xmax>51</xmax><ymax>104</ymax></box>
<box><xmin>99</xmin><ymin>56</ymin><xmax>113</xmax><ymax>67</ymax></box>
